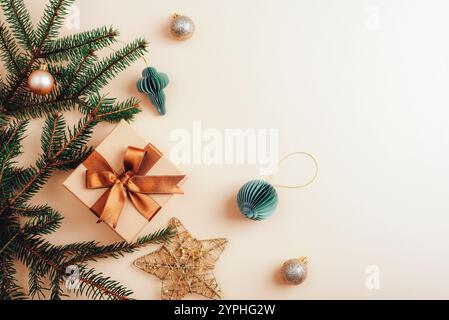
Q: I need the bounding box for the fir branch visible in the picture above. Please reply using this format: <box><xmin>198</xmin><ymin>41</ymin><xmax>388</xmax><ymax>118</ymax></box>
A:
<box><xmin>3</xmin><ymin>101</ymin><xmax>95</xmax><ymax>210</ymax></box>
<box><xmin>0</xmin><ymin>145</ymin><xmax>19</xmax><ymax>196</ymax></box>
<box><xmin>1</xmin><ymin>119</ymin><xmax>28</xmax><ymax>145</ymax></box>
<box><xmin>73</xmin><ymin>39</ymin><xmax>148</xmax><ymax>96</ymax></box>
<box><xmin>2</xmin><ymin>95</ymin><xmax>138</xmax><ymax>213</ymax></box>
<box><xmin>0</xmin><ymin>120</ymin><xmax>27</xmax><ymax>197</ymax></box>
<box><xmin>0</xmin><ymin>212</ymin><xmax>19</xmax><ymax>256</ymax></box>
<box><xmin>35</xmin><ymin>0</ymin><xmax>75</xmax><ymax>51</ymax></box>
<box><xmin>0</xmin><ymin>224</ymin><xmax>18</xmax><ymax>256</ymax></box>
<box><xmin>59</xmin><ymin>113</ymin><xmax>97</xmax><ymax>157</ymax></box>
<box><xmin>4</xmin><ymin>64</ymin><xmax>66</xmax><ymax>117</ymax></box>
<box><xmin>49</xmin><ymin>268</ymin><xmax>65</xmax><ymax>300</ymax></box>
<box><xmin>51</xmin><ymin>146</ymin><xmax>91</xmax><ymax>170</ymax></box>
<box><xmin>0</xmin><ymin>53</ymin><xmax>39</xmax><ymax>108</ymax></box>
<box><xmin>0</xmin><ymin>209</ymin><xmax>61</xmax><ymax>261</ymax></box>
<box><xmin>0</xmin><ymin>0</ymin><xmax>163</xmax><ymax>300</ymax></box>
<box><xmin>41</xmin><ymin>112</ymin><xmax>65</xmax><ymax>158</ymax></box>
<box><xmin>97</xmin><ymin>98</ymin><xmax>141</xmax><ymax>123</ymax></box>
<box><xmin>63</xmin><ymin>48</ymin><xmax>97</xmax><ymax>88</ymax></box>
<box><xmin>10</xmin><ymin>49</ymin><xmax>94</xmax><ymax>116</ymax></box>
<box><xmin>0</xmin><ymin>0</ymin><xmax>70</xmax><ymax>108</ymax></box>
<box><xmin>6</xmin><ymin>227</ymin><xmax>173</xmax><ymax>299</ymax></box>
<box><xmin>5</xmin><ymin>161</ymin><xmax>53</xmax><ymax>208</ymax></box>
<box><xmin>12</xmin><ymin>97</ymin><xmax>75</xmax><ymax>120</ymax></box>
<box><xmin>4</xmin><ymin>51</ymin><xmax>96</xmax><ymax>115</ymax></box>
<box><xmin>16</xmin><ymin>238</ymin><xmax>133</xmax><ymax>300</ymax></box>
<box><xmin>8</xmin><ymin>161</ymin><xmax>53</xmax><ymax>207</ymax></box>
<box><xmin>0</xmin><ymin>1</ymin><xmax>147</xmax><ymax>120</ymax></box>
<box><xmin>0</xmin><ymin>0</ymin><xmax>41</xmax><ymax>106</ymax></box>
<box><xmin>0</xmin><ymin>255</ymin><xmax>26</xmax><ymax>300</ymax></box>
<box><xmin>65</xmin><ymin>227</ymin><xmax>174</xmax><ymax>265</ymax></box>
<box><xmin>78</xmin><ymin>95</ymin><xmax>141</xmax><ymax>123</ymax></box>
<box><xmin>0</xmin><ymin>149</ymin><xmax>18</xmax><ymax>197</ymax></box>
<box><xmin>15</xmin><ymin>238</ymin><xmax>63</xmax><ymax>275</ymax></box>
<box><xmin>22</xmin><ymin>209</ymin><xmax>62</xmax><ymax>236</ymax></box>
<box><xmin>0</xmin><ymin>113</ymin><xmax>7</xmax><ymax>129</ymax></box>
<box><xmin>0</xmin><ymin>0</ymin><xmax>35</xmax><ymax>51</ymax></box>
<box><xmin>43</xmin><ymin>26</ymin><xmax>118</xmax><ymax>62</ymax></box>
<box><xmin>28</xmin><ymin>264</ymin><xmax>46</xmax><ymax>299</ymax></box>
<box><xmin>75</xmin><ymin>265</ymin><xmax>132</xmax><ymax>300</ymax></box>
<box><xmin>10</xmin><ymin>204</ymin><xmax>57</xmax><ymax>217</ymax></box>
<box><xmin>0</xmin><ymin>23</ymin><xmax>24</xmax><ymax>76</ymax></box>
<box><xmin>3</xmin><ymin>39</ymin><xmax>144</xmax><ymax>120</ymax></box>
<box><xmin>2</xmin><ymin>110</ymin><xmax>93</xmax><ymax>209</ymax></box>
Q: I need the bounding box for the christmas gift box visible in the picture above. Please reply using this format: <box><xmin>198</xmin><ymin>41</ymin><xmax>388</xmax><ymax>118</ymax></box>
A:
<box><xmin>63</xmin><ymin>121</ymin><xmax>186</xmax><ymax>242</ymax></box>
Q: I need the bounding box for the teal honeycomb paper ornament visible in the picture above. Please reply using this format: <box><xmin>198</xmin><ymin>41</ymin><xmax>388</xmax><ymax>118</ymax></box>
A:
<box><xmin>237</xmin><ymin>180</ymin><xmax>279</xmax><ymax>220</ymax></box>
<box><xmin>137</xmin><ymin>67</ymin><xmax>169</xmax><ymax>115</ymax></box>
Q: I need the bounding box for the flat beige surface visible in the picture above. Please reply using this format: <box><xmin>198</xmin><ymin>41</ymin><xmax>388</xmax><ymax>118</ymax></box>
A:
<box><xmin>6</xmin><ymin>0</ymin><xmax>449</xmax><ymax>299</ymax></box>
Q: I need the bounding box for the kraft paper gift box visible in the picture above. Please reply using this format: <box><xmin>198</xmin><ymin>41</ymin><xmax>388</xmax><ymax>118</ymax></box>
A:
<box><xmin>63</xmin><ymin>121</ymin><xmax>186</xmax><ymax>242</ymax></box>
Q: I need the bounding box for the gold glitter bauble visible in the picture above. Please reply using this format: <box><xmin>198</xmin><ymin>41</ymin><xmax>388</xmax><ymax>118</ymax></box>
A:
<box><xmin>170</xmin><ymin>14</ymin><xmax>195</xmax><ymax>41</ymax></box>
<box><xmin>281</xmin><ymin>257</ymin><xmax>309</xmax><ymax>285</ymax></box>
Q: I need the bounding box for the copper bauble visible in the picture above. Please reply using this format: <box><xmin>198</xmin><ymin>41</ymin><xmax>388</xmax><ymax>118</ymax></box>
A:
<box><xmin>28</xmin><ymin>64</ymin><xmax>55</xmax><ymax>95</ymax></box>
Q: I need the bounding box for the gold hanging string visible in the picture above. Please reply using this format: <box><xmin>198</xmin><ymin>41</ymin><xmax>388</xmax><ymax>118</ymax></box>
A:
<box><xmin>140</xmin><ymin>55</ymin><xmax>149</xmax><ymax>67</ymax></box>
<box><xmin>269</xmin><ymin>152</ymin><xmax>319</xmax><ymax>189</ymax></box>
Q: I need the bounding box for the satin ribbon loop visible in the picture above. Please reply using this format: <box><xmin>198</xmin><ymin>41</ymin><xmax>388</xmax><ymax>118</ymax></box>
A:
<box><xmin>84</xmin><ymin>145</ymin><xmax>185</xmax><ymax>229</ymax></box>
<box><xmin>86</xmin><ymin>170</ymin><xmax>118</xmax><ymax>189</ymax></box>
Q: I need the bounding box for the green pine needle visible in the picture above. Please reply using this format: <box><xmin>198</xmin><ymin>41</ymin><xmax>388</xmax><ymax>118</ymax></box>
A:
<box><xmin>72</xmin><ymin>38</ymin><xmax>148</xmax><ymax>97</ymax></box>
<box><xmin>43</xmin><ymin>26</ymin><xmax>118</xmax><ymax>62</ymax></box>
<box><xmin>0</xmin><ymin>0</ymin><xmax>161</xmax><ymax>300</ymax></box>
<box><xmin>0</xmin><ymin>0</ymin><xmax>35</xmax><ymax>51</ymax></box>
<box><xmin>35</xmin><ymin>0</ymin><xmax>76</xmax><ymax>49</ymax></box>
<box><xmin>0</xmin><ymin>23</ymin><xmax>25</xmax><ymax>76</ymax></box>
<box><xmin>65</xmin><ymin>227</ymin><xmax>174</xmax><ymax>265</ymax></box>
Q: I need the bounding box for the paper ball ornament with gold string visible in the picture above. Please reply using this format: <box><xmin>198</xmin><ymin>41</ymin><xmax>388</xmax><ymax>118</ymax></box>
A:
<box><xmin>133</xmin><ymin>217</ymin><xmax>228</xmax><ymax>300</ymax></box>
<box><xmin>27</xmin><ymin>64</ymin><xmax>55</xmax><ymax>95</ymax></box>
<box><xmin>237</xmin><ymin>179</ymin><xmax>278</xmax><ymax>220</ymax></box>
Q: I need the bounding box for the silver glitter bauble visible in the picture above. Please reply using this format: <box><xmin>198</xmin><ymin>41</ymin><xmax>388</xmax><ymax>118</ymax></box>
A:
<box><xmin>281</xmin><ymin>257</ymin><xmax>308</xmax><ymax>285</ymax></box>
<box><xmin>27</xmin><ymin>64</ymin><xmax>55</xmax><ymax>95</ymax></box>
<box><xmin>170</xmin><ymin>14</ymin><xmax>195</xmax><ymax>40</ymax></box>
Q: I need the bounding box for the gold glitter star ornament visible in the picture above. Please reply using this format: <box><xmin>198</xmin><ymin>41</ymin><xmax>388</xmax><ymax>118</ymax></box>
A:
<box><xmin>133</xmin><ymin>218</ymin><xmax>228</xmax><ymax>300</ymax></box>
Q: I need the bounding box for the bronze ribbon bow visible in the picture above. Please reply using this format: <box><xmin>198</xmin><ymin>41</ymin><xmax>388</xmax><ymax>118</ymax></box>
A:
<box><xmin>84</xmin><ymin>145</ymin><xmax>185</xmax><ymax>228</ymax></box>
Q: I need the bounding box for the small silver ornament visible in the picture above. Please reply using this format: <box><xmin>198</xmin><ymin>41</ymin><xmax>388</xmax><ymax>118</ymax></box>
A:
<box><xmin>170</xmin><ymin>14</ymin><xmax>195</xmax><ymax>40</ymax></box>
<box><xmin>281</xmin><ymin>257</ymin><xmax>308</xmax><ymax>285</ymax></box>
<box><xmin>27</xmin><ymin>64</ymin><xmax>55</xmax><ymax>95</ymax></box>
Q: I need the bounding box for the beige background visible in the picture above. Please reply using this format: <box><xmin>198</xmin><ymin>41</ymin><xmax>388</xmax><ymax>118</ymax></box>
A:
<box><xmin>6</xmin><ymin>0</ymin><xmax>449</xmax><ymax>299</ymax></box>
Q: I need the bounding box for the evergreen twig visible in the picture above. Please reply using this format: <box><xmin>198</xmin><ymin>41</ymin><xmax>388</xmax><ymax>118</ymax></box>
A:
<box><xmin>0</xmin><ymin>0</ymin><xmax>167</xmax><ymax>300</ymax></box>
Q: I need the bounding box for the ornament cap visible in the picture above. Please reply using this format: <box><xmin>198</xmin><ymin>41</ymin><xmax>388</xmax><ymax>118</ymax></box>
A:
<box><xmin>38</xmin><ymin>63</ymin><xmax>49</xmax><ymax>71</ymax></box>
<box><xmin>299</xmin><ymin>256</ymin><xmax>309</xmax><ymax>265</ymax></box>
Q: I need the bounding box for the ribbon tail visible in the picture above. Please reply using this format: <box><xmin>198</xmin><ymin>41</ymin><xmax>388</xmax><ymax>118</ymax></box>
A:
<box><xmin>128</xmin><ymin>175</ymin><xmax>186</xmax><ymax>194</ymax></box>
<box><xmin>91</xmin><ymin>183</ymin><xmax>127</xmax><ymax>228</ymax></box>
<box><xmin>128</xmin><ymin>192</ymin><xmax>162</xmax><ymax>221</ymax></box>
